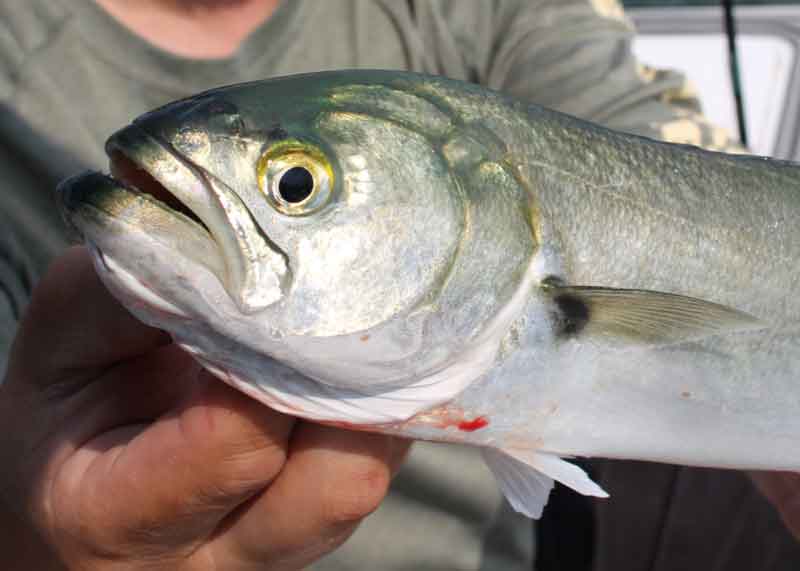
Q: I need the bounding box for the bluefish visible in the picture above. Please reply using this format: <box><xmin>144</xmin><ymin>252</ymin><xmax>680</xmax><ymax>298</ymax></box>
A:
<box><xmin>58</xmin><ymin>71</ymin><xmax>799</xmax><ymax>517</ymax></box>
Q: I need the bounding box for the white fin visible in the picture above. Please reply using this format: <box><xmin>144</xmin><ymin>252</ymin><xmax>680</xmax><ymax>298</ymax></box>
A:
<box><xmin>482</xmin><ymin>447</ymin><xmax>608</xmax><ymax>519</ymax></box>
<box><xmin>482</xmin><ymin>448</ymin><xmax>554</xmax><ymax>518</ymax></box>
<box><xmin>529</xmin><ymin>451</ymin><xmax>609</xmax><ymax>498</ymax></box>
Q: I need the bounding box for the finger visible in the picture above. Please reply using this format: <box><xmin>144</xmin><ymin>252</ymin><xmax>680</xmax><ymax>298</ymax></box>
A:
<box><xmin>60</xmin><ymin>373</ymin><xmax>295</xmax><ymax>552</ymax></box>
<box><xmin>8</xmin><ymin>246</ymin><xmax>168</xmax><ymax>390</ymax></box>
<box><xmin>388</xmin><ymin>437</ymin><xmax>412</xmax><ymax>476</ymax></box>
<box><xmin>750</xmin><ymin>471</ymin><xmax>800</xmax><ymax>538</ymax></box>
<box><xmin>208</xmin><ymin>423</ymin><xmax>409</xmax><ymax>570</ymax></box>
<box><xmin>13</xmin><ymin>345</ymin><xmax>205</xmax><ymax>527</ymax></box>
<box><xmin>54</xmin><ymin>344</ymin><xmax>201</xmax><ymax>447</ymax></box>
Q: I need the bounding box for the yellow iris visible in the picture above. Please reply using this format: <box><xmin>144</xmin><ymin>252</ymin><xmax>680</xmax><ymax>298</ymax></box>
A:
<box><xmin>257</xmin><ymin>140</ymin><xmax>334</xmax><ymax>215</ymax></box>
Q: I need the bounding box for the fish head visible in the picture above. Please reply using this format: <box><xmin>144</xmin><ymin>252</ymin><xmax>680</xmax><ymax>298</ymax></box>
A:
<box><xmin>59</xmin><ymin>73</ymin><xmax>473</xmax><ymax>402</ymax></box>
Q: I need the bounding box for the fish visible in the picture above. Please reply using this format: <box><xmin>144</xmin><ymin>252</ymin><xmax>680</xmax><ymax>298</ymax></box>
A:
<box><xmin>57</xmin><ymin>70</ymin><xmax>800</xmax><ymax>518</ymax></box>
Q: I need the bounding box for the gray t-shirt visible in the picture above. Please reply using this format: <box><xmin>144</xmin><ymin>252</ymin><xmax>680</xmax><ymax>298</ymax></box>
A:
<box><xmin>0</xmin><ymin>1</ymin><xmax>742</xmax><ymax>569</ymax></box>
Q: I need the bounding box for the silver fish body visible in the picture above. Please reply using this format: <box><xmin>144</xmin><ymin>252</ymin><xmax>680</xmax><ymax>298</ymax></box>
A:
<box><xmin>58</xmin><ymin>70</ymin><xmax>800</xmax><ymax>517</ymax></box>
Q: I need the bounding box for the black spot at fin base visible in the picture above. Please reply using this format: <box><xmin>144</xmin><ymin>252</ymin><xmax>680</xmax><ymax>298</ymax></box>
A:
<box><xmin>545</xmin><ymin>284</ymin><xmax>763</xmax><ymax>344</ymax></box>
<box><xmin>553</xmin><ymin>293</ymin><xmax>591</xmax><ymax>337</ymax></box>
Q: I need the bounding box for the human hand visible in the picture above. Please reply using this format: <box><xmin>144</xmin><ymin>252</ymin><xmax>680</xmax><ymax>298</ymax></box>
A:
<box><xmin>750</xmin><ymin>471</ymin><xmax>800</xmax><ymax>540</ymax></box>
<box><xmin>0</xmin><ymin>246</ymin><xmax>409</xmax><ymax>570</ymax></box>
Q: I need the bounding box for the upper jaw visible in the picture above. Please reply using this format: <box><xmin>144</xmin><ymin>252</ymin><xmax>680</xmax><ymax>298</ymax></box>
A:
<box><xmin>62</xmin><ymin>122</ymin><xmax>291</xmax><ymax>314</ymax></box>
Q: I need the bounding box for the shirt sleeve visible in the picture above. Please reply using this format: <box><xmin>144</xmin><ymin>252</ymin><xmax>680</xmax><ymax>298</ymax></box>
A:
<box><xmin>0</xmin><ymin>215</ymin><xmax>34</xmax><ymax>380</ymax></box>
<box><xmin>482</xmin><ymin>0</ymin><xmax>745</xmax><ymax>153</ymax></box>
<box><xmin>0</xmin><ymin>137</ymin><xmax>69</xmax><ymax>381</ymax></box>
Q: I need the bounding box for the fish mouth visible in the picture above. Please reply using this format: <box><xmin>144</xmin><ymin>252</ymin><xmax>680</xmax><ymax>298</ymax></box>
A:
<box><xmin>107</xmin><ymin>148</ymin><xmax>211</xmax><ymax>236</ymax></box>
<box><xmin>59</xmin><ymin>123</ymin><xmax>289</xmax><ymax>313</ymax></box>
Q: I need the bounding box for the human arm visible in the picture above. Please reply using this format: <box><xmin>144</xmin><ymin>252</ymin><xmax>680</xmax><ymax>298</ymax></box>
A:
<box><xmin>447</xmin><ymin>0</ymin><xmax>743</xmax><ymax>152</ymax></box>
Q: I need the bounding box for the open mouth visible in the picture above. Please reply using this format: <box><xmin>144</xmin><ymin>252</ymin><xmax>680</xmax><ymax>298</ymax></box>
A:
<box><xmin>59</xmin><ymin>122</ymin><xmax>290</xmax><ymax>314</ymax></box>
<box><xmin>108</xmin><ymin>150</ymin><xmax>211</xmax><ymax>235</ymax></box>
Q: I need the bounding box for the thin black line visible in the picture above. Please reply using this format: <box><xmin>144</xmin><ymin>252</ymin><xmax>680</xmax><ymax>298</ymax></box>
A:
<box><xmin>723</xmin><ymin>0</ymin><xmax>749</xmax><ymax>147</ymax></box>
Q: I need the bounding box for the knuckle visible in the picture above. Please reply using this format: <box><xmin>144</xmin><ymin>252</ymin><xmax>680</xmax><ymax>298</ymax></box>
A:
<box><xmin>322</xmin><ymin>461</ymin><xmax>392</xmax><ymax>525</ymax></box>
<box><xmin>213</xmin><ymin>445</ymin><xmax>289</xmax><ymax>499</ymax></box>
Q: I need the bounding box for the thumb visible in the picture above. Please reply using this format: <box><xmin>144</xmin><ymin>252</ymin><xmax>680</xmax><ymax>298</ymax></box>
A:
<box><xmin>8</xmin><ymin>246</ymin><xmax>168</xmax><ymax>391</ymax></box>
<box><xmin>63</xmin><ymin>370</ymin><xmax>296</xmax><ymax>551</ymax></box>
<box><xmin>750</xmin><ymin>471</ymin><xmax>800</xmax><ymax>539</ymax></box>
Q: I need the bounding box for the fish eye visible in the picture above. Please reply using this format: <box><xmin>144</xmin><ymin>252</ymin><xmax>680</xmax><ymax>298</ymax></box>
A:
<box><xmin>257</xmin><ymin>141</ymin><xmax>333</xmax><ymax>215</ymax></box>
<box><xmin>278</xmin><ymin>166</ymin><xmax>314</xmax><ymax>203</ymax></box>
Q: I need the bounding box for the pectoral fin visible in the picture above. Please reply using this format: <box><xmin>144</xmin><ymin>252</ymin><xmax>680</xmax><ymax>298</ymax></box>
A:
<box><xmin>546</xmin><ymin>284</ymin><xmax>762</xmax><ymax>344</ymax></box>
<box><xmin>482</xmin><ymin>447</ymin><xmax>607</xmax><ymax>519</ymax></box>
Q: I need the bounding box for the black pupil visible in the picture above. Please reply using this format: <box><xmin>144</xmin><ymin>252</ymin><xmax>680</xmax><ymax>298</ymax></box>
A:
<box><xmin>278</xmin><ymin>167</ymin><xmax>314</xmax><ymax>203</ymax></box>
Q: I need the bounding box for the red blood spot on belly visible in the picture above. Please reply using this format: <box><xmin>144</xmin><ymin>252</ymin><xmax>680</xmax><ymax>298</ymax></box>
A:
<box><xmin>457</xmin><ymin>416</ymin><xmax>489</xmax><ymax>432</ymax></box>
<box><xmin>403</xmin><ymin>406</ymin><xmax>490</xmax><ymax>437</ymax></box>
